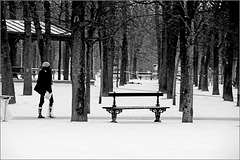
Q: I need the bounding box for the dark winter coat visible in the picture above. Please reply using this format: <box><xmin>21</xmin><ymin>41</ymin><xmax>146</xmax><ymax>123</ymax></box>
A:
<box><xmin>34</xmin><ymin>67</ymin><xmax>53</xmax><ymax>95</ymax></box>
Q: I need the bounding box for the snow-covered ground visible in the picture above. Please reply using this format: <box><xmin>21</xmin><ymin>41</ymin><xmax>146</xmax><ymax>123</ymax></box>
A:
<box><xmin>1</xmin><ymin>79</ymin><xmax>239</xmax><ymax>159</ymax></box>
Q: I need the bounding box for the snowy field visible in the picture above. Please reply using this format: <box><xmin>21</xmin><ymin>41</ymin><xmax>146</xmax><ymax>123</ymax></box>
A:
<box><xmin>1</xmin><ymin>78</ymin><xmax>239</xmax><ymax>159</ymax></box>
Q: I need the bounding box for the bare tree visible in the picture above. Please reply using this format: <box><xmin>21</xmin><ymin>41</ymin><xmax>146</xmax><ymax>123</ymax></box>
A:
<box><xmin>1</xmin><ymin>1</ymin><xmax>16</xmax><ymax>104</ymax></box>
<box><xmin>179</xmin><ymin>1</ymin><xmax>187</xmax><ymax>112</ymax></box>
<box><xmin>159</xmin><ymin>1</ymin><xmax>168</xmax><ymax>93</ymax></box>
<box><xmin>101</xmin><ymin>3</ymin><xmax>111</xmax><ymax>95</ymax></box>
<box><xmin>30</xmin><ymin>1</ymin><xmax>45</xmax><ymax>64</ymax></box>
<box><xmin>63</xmin><ymin>0</ymin><xmax>70</xmax><ymax>80</ymax></box>
<box><xmin>71</xmin><ymin>1</ymin><xmax>87</xmax><ymax>122</ymax></box>
<box><xmin>237</xmin><ymin>59</ymin><xmax>239</xmax><ymax>106</ymax></box>
<box><xmin>211</xmin><ymin>2</ymin><xmax>222</xmax><ymax>95</ymax></box>
<box><xmin>222</xmin><ymin>1</ymin><xmax>239</xmax><ymax>102</ymax></box>
<box><xmin>119</xmin><ymin>1</ymin><xmax>128</xmax><ymax>86</ymax></box>
<box><xmin>44</xmin><ymin>0</ymin><xmax>51</xmax><ymax>62</ymax></box>
<box><xmin>128</xmin><ymin>3</ymin><xmax>146</xmax><ymax>79</ymax></box>
<box><xmin>22</xmin><ymin>1</ymin><xmax>33</xmax><ymax>95</ymax></box>
<box><xmin>8</xmin><ymin>1</ymin><xmax>18</xmax><ymax>67</ymax></box>
<box><xmin>212</xmin><ymin>30</ymin><xmax>220</xmax><ymax>95</ymax></box>
<box><xmin>154</xmin><ymin>2</ymin><xmax>162</xmax><ymax>87</ymax></box>
<box><xmin>179</xmin><ymin>1</ymin><xmax>200</xmax><ymax>123</ymax></box>
<box><xmin>85</xmin><ymin>1</ymin><xmax>97</xmax><ymax>113</ymax></box>
<box><xmin>166</xmin><ymin>1</ymin><xmax>180</xmax><ymax>99</ymax></box>
<box><xmin>201</xmin><ymin>39</ymin><xmax>211</xmax><ymax>92</ymax></box>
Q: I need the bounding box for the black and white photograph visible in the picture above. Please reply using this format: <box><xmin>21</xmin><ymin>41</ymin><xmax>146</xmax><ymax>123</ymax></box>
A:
<box><xmin>1</xmin><ymin>0</ymin><xmax>239</xmax><ymax>159</ymax></box>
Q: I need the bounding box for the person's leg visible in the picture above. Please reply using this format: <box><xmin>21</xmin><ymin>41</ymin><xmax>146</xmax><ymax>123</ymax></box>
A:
<box><xmin>38</xmin><ymin>94</ymin><xmax>45</xmax><ymax>118</ymax></box>
<box><xmin>49</xmin><ymin>94</ymin><xmax>54</xmax><ymax>118</ymax></box>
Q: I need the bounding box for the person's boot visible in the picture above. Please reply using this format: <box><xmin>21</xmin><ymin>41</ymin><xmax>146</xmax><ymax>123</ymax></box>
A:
<box><xmin>38</xmin><ymin>107</ymin><xmax>45</xmax><ymax>118</ymax></box>
<box><xmin>49</xmin><ymin>106</ymin><xmax>55</xmax><ymax>118</ymax></box>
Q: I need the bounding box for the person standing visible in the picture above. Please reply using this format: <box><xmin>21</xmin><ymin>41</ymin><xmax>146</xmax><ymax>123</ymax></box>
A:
<box><xmin>208</xmin><ymin>67</ymin><xmax>213</xmax><ymax>86</ymax></box>
<box><xmin>34</xmin><ymin>62</ymin><xmax>54</xmax><ymax>118</ymax></box>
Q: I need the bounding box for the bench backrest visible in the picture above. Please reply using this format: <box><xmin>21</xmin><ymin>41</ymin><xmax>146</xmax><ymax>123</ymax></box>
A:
<box><xmin>108</xmin><ymin>92</ymin><xmax>163</xmax><ymax>107</ymax></box>
<box><xmin>108</xmin><ymin>92</ymin><xmax>163</xmax><ymax>97</ymax></box>
<box><xmin>12</xmin><ymin>67</ymin><xmax>24</xmax><ymax>73</ymax></box>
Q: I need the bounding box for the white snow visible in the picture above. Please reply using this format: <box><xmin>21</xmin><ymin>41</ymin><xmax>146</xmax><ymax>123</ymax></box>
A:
<box><xmin>1</xmin><ymin>79</ymin><xmax>239</xmax><ymax>159</ymax></box>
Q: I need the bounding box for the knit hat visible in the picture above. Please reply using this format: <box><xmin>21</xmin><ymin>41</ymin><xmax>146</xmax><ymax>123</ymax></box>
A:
<box><xmin>42</xmin><ymin>62</ymin><xmax>50</xmax><ymax>67</ymax></box>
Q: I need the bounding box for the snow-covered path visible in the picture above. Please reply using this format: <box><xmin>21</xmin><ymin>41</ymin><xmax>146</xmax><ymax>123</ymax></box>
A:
<box><xmin>1</xmin><ymin>79</ymin><xmax>239</xmax><ymax>159</ymax></box>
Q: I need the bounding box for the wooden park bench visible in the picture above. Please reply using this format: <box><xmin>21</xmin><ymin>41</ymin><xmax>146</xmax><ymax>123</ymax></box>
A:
<box><xmin>11</xmin><ymin>67</ymin><xmax>40</xmax><ymax>79</ymax></box>
<box><xmin>137</xmin><ymin>72</ymin><xmax>153</xmax><ymax>80</ymax></box>
<box><xmin>12</xmin><ymin>66</ymin><xmax>24</xmax><ymax>79</ymax></box>
<box><xmin>102</xmin><ymin>92</ymin><xmax>170</xmax><ymax>123</ymax></box>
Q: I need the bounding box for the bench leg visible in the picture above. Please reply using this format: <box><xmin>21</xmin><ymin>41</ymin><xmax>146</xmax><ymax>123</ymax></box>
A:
<box><xmin>150</xmin><ymin>108</ymin><xmax>161</xmax><ymax>122</ymax></box>
<box><xmin>106</xmin><ymin>109</ymin><xmax>122</xmax><ymax>123</ymax></box>
<box><xmin>111</xmin><ymin>110</ymin><xmax>118</xmax><ymax>123</ymax></box>
<box><xmin>154</xmin><ymin>111</ymin><xmax>161</xmax><ymax>122</ymax></box>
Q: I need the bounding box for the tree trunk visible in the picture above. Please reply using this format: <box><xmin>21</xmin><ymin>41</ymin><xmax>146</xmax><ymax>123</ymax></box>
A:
<box><xmin>223</xmin><ymin>32</ymin><xmax>233</xmax><ymax>101</ymax></box>
<box><xmin>86</xmin><ymin>41</ymin><xmax>92</xmax><ymax>114</ymax></box>
<box><xmin>173</xmin><ymin>50</ymin><xmax>180</xmax><ymax>105</ymax></box>
<box><xmin>8</xmin><ymin>1</ymin><xmax>18</xmax><ymax>67</ymax></box>
<box><xmin>58</xmin><ymin>41</ymin><xmax>61</xmax><ymax>80</ymax></box>
<box><xmin>108</xmin><ymin>37</ymin><xmax>114</xmax><ymax>92</ymax></box>
<box><xmin>1</xmin><ymin>1</ymin><xmax>16</xmax><ymax>104</ymax></box>
<box><xmin>108</xmin><ymin>2</ymin><xmax>116</xmax><ymax>92</ymax></box>
<box><xmin>101</xmin><ymin>36</ymin><xmax>114</xmax><ymax>95</ymax></box>
<box><xmin>63</xmin><ymin>0</ymin><xmax>70</xmax><ymax>80</ymax></box>
<box><xmin>9</xmin><ymin>1</ymin><xmax>16</xmax><ymax>19</ymax></box>
<box><xmin>63</xmin><ymin>43</ymin><xmax>70</xmax><ymax>80</ymax></box>
<box><xmin>9</xmin><ymin>39</ymin><xmax>18</xmax><ymax>66</ymax></box>
<box><xmin>179</xmin><ymin>1</ymin><xmax>187</xmax><ymax>112</ymax></box>
<box><xmin>182</xmin><ymin>30</ymin><xmax>194</xmax><ymax>122</ymax></box>
<box><xmin>159</xmin><ymin>2</ymin><xmax>168</xmax><ymax>93</ymax></box>
<box><xmin>91</xmin><ymin>45</ymin><xmax>94</xmax><ymax>80</ymax></box>
<box><xmin>120</xmin><ymin>1</ymin><xmax>128</xmax><ymax>86</ymax></box>
<box><xmin>116</xmin><ymin>46</ymin><xmax>120</xmax><ymax>87</ymax></box>
<box><xmin>193</xmin><ymin>45</ymin><xmax>198</xmax><ymax>87</ymax></box>
<box><xmin>166</xmin><ymin>33</ymin><xmax>178</xmax><ymax>98</ymax></box>
<box><xmin>102</xmin><ymin>29</ymin><xmax>110</xmax><ymax>96</ymax></box>
<box><xmin>71</xmin><ymin>1</ymin><xmax>87</xmax><ymax>122</ymax></box>
<box><xmin>237</xmin><ymin>59</ymin><xmax>239</xmax><ymax>106</ymax></box>
<box><xmin>57</xmin><ymin>1</ymin><xmax>64</xmax><ymax>80</ymax></box>
<box><xmin>223</xmin><ymin>1</ymin><xmax>239</xmax><ymax>102</ymax></box>
<box><xmin>85</xmin><ymin>2</ymin><xmax>96</xmax><ymax>114</ymax></box>
<box><xmin>237</xmin><ymin>86</ymin><xmax>240</xmax><ymax>107</ymax></box>
<box><xmin>132</xmin><ymin>53</ymin><xmax>137</xmax><ymax>79</ymax></box>
<box><xmin>98</xmin><ymin>20</ymin><xmax>103</xmax><ymax>104</ymax></box>
<box><xmin>154</xmin><ymin>2</ymin><xmax>162</xmax><ymax>88</ymax></box>
<box><xmin>166</xmin><ymin>2</ymin><xmax>179</xmax><ymax>99</ymax></box>
<box><xmin>30</xmin><ymin>1</ymin><xmax>44</xmax><ymax>64</ymax></box>
<box><xmin>201</xmin><ymin>45</ymin><xmax>210</xmax><ymax>91</ymax></box>
<box><xmin>198</xmin><ymin>56</ymin><xmax>204</xmax><ymax>90</ymax></box>
<box><xmin>180</xmin><ymin>1</ymin><xmax>197</xmax><ymax>123</ymax></box>
<box><xmin>23</xmin><ymin>1</ymin><xmax>33</xmax><ymax>95</ymax></box>
<box><xmin>212</xmin><ymin>32</ymin><xmax>220</xmax><ymax>95</ymax></box>
<box><xmin>44</xmin><ymin>1</ymin><xmax>51</xmax><ymax>63</ymax></box>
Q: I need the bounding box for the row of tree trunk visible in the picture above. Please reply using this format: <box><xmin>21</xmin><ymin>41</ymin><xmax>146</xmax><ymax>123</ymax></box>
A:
<box><xmin>154</xmin><ymin>1</ymin><xmax>239</xmax><ymax>122</ymax></box>
<box><xmin>1</xmin><ymin>1</ymin><xmax>239</xmax><ymax>123</ymax></box>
